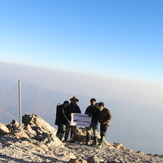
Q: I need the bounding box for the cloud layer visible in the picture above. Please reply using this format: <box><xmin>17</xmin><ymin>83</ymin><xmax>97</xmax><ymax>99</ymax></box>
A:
<box><xmin>1</xmin><ymin>62</ymin><xmax>163</xmax><ymax>108</ymax></box>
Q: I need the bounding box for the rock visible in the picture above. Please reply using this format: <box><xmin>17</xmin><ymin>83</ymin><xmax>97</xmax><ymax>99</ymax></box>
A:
<box><xmin>105</xmin><ymin>140</ymin><xmax>113</xmax><ymax>148</ymax></box>
<box><xmin>74</xmin><ymin>127</ymin><xmax>113</xmax><ymax>148</ymax></box>
<box><xmin>22</xmin><ymin>114</ymin><xmax>57</xmax><ymax>134</ymax></box>
<box><xmin>41</xmin><ymin>133</ymin><xmax>63</xmax><ymax>147</ymax></box>
<box><xmin>13</xmin><ymin>130</ymin><xmax>29</xmax><ymax>139</ymax></box>
<box><xmin>74</xmin><ymin>127</ymin><xmax>87</xmax><ymax>142</ymax></box>
<box><xmin>6</xmin><ymin>119</ymin><xmax>20</xmax><ymax>132</ymax></box>
<box><xmin>87</xmin><ymin>156</ymin><xmax>104</xmax><ymax>163</ymax></box>
<box><xmin>22</xmin><ymin>114</ymin><xmax>63</xmax><ymax>147</ymax></box>
<box><xmin>68</xmin><ymin>158</ymin><xmax>87</xmax><ymax>163</ymax></box>
<box><xmin>6</xmin><ymin>124</ymin><xmax>13</xmax><ymax>132</ymax></box>
<box><xmin>74</xmin><ymin>127</ymin><xmax>101</xmax><ymax>142</ymax></box>
<box><xmin>33</xmin><ymin>134</ymin><xmax>44</xmax><ymax>141</ymax></box>
<box><xmin>127</xmin><ymin>149</ymin><xmax>133</xmax><ymax>152</ymax></box>
<box><xmin>34</xmin><ymin>142</ymin><xmax>49</xmax><ymax>152</ymax></box>
<box><xmin>24</xmin><ymin>124</ymin><xmax>37</xmax><ymax>138</ymax></box>
<box><xmin>10</xmin><ymin>119</ymin><xmax>20</xmax><ymax>128</ymax></box>
<box><xmin>69</xmin><ymin>153</ymin><xmax>76</xmax><ymax>159</ymax></box>
<box><xmin>136</xmin><ymin>151</ymin><xmax>145</xmax><ymax>155</ymax></box>
<box><xmin>31</xmin><ymin>126</ymin><xmax>43</xmax><ymax>135</ymax></box>
<box><xmin>113</xmin><ymin>142</ymin><xmax>126</xmax><ymax>150</ymax></box>
<box><xmin>0</xmin><ymin>123</ymin><xmax>10</xmax><ymax>134</ymax></box>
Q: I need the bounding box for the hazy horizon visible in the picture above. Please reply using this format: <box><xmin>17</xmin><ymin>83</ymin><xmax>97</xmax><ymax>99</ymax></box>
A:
<box><xmin>0</xmin><ymin>62</ymin><xmax>163</xmax><ymax>109</ymax></box>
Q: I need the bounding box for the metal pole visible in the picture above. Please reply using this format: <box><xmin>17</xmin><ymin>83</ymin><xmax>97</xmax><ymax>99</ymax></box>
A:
<box><xmin>18</xmin><ymin>79</ymin><xmax>22</xmax><ymax>126</ymax></box>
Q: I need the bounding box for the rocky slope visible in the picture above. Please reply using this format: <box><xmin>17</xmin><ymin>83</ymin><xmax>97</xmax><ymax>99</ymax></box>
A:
<box><xmin>0</xmin><ymin>114</ymin><xmax>163</xmax><ymax>163</ymax></box>
<box><xmin>0</xmin><ymin>135</ymin><xmax>163</xmax><ymax>163</ymax></box>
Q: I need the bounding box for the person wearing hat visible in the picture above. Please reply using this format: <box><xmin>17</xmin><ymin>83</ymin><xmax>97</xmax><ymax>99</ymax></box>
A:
<box><xmin>64</xmin><ymin>96</ymin><xmax>81</xmax><ymax>142</ymax></box>
<box><xmin>55</xmin><ymin>100</ymin><xmax>70</xmax><ymax>141</ymax></box>
<box><xmin>85</xmin><ymin>98</ymin><xmax>99</xmax><ymax>145</ymax></box>
<box><xmin>98</xmin><ymin>102</ymin><xmax>112</xmax><ymax>148</ymax></box>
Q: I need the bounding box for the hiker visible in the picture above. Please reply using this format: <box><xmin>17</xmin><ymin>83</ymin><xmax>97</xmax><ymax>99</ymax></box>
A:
<box><xmin>85</xmin><ymin>98</ymin><xmax>99</xmax><ymax>145</ymax></box>
<box><xmin>55</xmin><ymin>100</ymin><xmax>69</xmax><ymax>141</ymax></box>
<box><xmin>64</xmin><ymin>96</ymin><xmax>81</xmax><ymax>142</ymax></box>
<box><xmin>98</xmin><ymin>102</ymin><xmax>112</xmax><ymax>148</ymax></box>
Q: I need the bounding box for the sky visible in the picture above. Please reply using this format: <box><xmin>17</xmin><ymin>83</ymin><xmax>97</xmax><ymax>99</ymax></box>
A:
<box><xmin>0</xmin><ymin>0</ymin><xmax>163</xmax><ymax>107</ymax></box>
<box><xmin>0</xmin><ymin>0</ymin><xmax>163</xmax><ymax>84</ymax></box>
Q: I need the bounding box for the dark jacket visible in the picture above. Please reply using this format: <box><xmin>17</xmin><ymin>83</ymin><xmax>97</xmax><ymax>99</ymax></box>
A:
<box><xmin>55</xmin><ymin>104</ymin><xmax>69</xmax><ymax>125</ymax></box>
<box><xmin>66</xmin><ymin>103</ymin><xmax>81</xmax><ymax>121</ymax></box>
<box><xmin>85</xmin><ymin>104</ymin><xmax>99</xmax><ymax>123</ymax></box>
<box><xmin>99</xmin><ymin>108</ymin><xmax>112</xmax><ymax>124</ymax></box>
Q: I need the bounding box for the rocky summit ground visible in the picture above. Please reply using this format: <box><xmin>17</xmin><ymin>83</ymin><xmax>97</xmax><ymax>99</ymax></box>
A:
<box><xmin>0</xmin><ymin>135</ymin><xmax>163</xmax><ymax>163</ymax></box>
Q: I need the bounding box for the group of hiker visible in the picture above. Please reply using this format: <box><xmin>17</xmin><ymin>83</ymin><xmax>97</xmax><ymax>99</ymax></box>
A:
<box><xmin>55</xmin><ymin>96</ymin><xmax>112</xmax><ymax>148</ymax></box>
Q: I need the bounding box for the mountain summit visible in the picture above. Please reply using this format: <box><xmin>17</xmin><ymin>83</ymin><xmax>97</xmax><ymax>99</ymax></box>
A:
<box><xmin>0</xmin><ymin>114</ymin><xmax>163</xmax><ymax>163</ymax></box>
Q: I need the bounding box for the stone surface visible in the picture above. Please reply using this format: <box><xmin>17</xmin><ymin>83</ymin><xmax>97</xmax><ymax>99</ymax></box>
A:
<box><xmin>6</xmin><ymin>124</ymin><xmax>13</xmax><ymax>132</ymax></box>
<box><xmin>22</xmin><ymin>114</ymin><xmax>57</xmax><ymax>134</ymax></box>
<box><xmin>74</xmin><ymin>127</ymin><xmax>113</xmax><ymax>148</ymax></box>
<box><xmin>13</xmin><ymin>130</ymin><xmax>29</xmax><ymax>139</ymax></box>
<box><xmin>87</xmin><ymin>156</ymin><xmax>104</xmax><ymax>163</ymax></box>
<box><xmin>24</xmin><ymin>124</ymin><xmax>37</xmax><ymax>138</ymax></box>
<box><xmin>113</xmin><ymin>142</ymin><xmax>126</xmax><ymax>150</ymax></box>
<box><xmin>10</xmin><ymin>119</ymin><xmax>20</xmax><ymax>128</ymax></box>
<box><xmin>0</xmin><ymin>115</ymin><xmax>163</xmax><ymax>163</ymax></box>
<box><xmin>6</xmin><ymin>119</ymin><xmax>20</xmax><ymax>132</ymax></box>
<box><xmin>41</xmin><ymin>133</ymin><xmax>63</xmax><ymax>147</ymax></box>
<box><xmin>22</xmin><ymin>114</ymin><xmax>63</xmax><ymax>147</ymax></box>
<box><xmin>0</xmin><ymin>123</ymin><xmax>10</xmax><ymax>134</ymax></box>
<box><xmin>68</xmin><ymin>158</ymin><xmax>87</xmax><ymax>163</ymax></box>
<box><xmin>74</xmin><ymin>127</ymin><xmax>87</xmax><ymax>142</ymax></box>
<box><xmin>69</xmin><ymin>152</ymin><xmax>77</xmax><ymax>159</ymax></box>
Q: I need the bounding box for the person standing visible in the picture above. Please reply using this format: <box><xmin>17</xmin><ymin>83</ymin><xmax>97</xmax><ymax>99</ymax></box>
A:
<box><xmin>55</xmin><ymin>100</ymin><xmax>69</xmax><ymax>141</ymax></box>
<box><xmin>64</xmin><ymin>96</ymin><xmax>81</xmax><ymax>142</ymax></box>
<box><xmin>85</xmin><ymin>98</ymin><xmax>99</xmax><ymax>145</ymax></box>
<box><xmin>98</xmin><ymin>102</ymin><xmax>112</xmax><ymax>148</ymax></box>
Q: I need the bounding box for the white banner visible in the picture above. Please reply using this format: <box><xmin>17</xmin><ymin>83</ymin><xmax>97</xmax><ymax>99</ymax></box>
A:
<box><xmin>70</xmin><ymin>113</ymin><xmax>92</xmax><ymax>127</ymax></box>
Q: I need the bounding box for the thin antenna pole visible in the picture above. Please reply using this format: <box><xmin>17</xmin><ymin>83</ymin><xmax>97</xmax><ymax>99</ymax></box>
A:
<box><xmin>18</xmin><ymin>79</ymin><xmax>22</xmax><ymax>126</ymax></box>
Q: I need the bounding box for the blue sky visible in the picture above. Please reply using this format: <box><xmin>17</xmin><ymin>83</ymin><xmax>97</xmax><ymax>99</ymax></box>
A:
<box><xmin>0</xmin><ymin>0</ymin><xmax>163</xmax><ymax>83</ymax></box>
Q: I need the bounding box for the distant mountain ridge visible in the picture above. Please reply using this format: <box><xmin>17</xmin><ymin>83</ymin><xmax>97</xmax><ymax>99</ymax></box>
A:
<box><xmin>0</xmin><ymin>78</ymin><xmax>90</xmax><ymax>125</ymax></box>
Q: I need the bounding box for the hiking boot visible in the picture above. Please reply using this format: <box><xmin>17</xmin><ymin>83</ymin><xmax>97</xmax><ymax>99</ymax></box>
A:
<box><xmin>64</xmin><ymin>133</ymin><xmax>69</xmax><ymax>142</ymax></box>
<box><xmin>92</xmin><ymin>136</ymin><xmax>98</xmax><ymax>146</ymax></box>
<box><xmin>59</xmin><ymin>133</ymin><xmax>64</xmax><ymax>141</ymax></box>
<box><xmin>86</xmin><ymin>133</ymin><xmax>91</xmax><ymax>145</ymax></box>
<box><xmin>56</xmin><ymin>132</ymin><xmax>62</xmax><ymax>140</ymax></box>
<box><xmin>98</xmin><ymin>136</ymin><xmax>105</xmax><ymax>148</ymax></box>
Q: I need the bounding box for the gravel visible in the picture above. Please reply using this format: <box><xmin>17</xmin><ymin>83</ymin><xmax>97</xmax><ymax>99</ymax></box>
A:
<box><xmin>0</xmin><ymin>135</ymin><xmax>163</xmax><ymax>163</ymax></box>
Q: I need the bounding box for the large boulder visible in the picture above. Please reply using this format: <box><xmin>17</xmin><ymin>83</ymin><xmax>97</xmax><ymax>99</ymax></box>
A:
<box><xmin>22</xmin><ymin>114</ymin><xmax>57</xmax><ymax>134</ymax></box>
<box><xmin>74</xmin><ymin>127</ymin><xmax>87</xmax><ymax>142</ymax></box>
<box><xmin>0</xmin><ymin>123</ymin><xmax>10</xmax><ymax>134</ymax></box>
<box><xmin>74</xmin><ymin>127</ymin><xmax>112</xmax><ymax>147</ymax></box>
<box><xmin>22</xmin><ymin>114</ymin><xmax>63</xmax><ymax>147</ymax></box>
<box><xmin>74</xmin><ymin>127</ymin><xmax>101</xmax><ymax>142</ymax></box>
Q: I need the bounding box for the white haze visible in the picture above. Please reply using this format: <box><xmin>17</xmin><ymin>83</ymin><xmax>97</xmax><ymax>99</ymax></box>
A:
<box><xmin>0</xmin><ymin>62</ymin><xmax>163</xmax><ymax>109</ymax></box>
